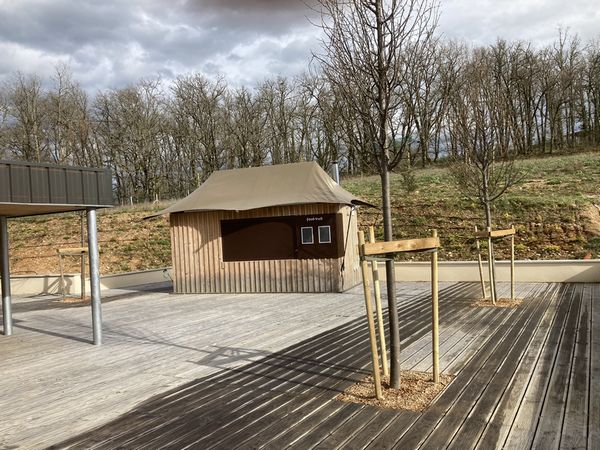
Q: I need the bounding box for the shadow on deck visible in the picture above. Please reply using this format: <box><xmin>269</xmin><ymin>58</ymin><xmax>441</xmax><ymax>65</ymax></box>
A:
<box><xmin>51</xmin><ymin>282</ymin><xmax>598</xmax><ymax>449</ymax></box>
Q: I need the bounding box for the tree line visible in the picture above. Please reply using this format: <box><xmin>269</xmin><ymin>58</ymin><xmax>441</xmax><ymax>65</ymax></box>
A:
<box><xmin>0</xmin><ymin>31</ymin><xmax>599</xmax><ymax>203</ymax></box>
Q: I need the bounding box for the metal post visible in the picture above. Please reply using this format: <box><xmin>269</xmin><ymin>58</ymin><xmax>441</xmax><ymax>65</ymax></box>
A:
<box><xmin>331</xmin><ymin>161</ymin><xmax>340</xmax><ymax>184</ymax></box>
<box><xmin>1</xmin><ymin>216</ymin><xmax>13</xmax><ymax>336</ymax></box>
<box><xmin>80</xmin><ymin>212</ymin><xmax>86</xmax><ymax>300</ymax></box>
<box><xmin>87</xmin><ymin>208</ymin><xmax>102</xmax><ymax>345</ymax></box>
<box><xmin>431</xmin><ymin>229</ymin><xmax>439</xmax><ymax>383</ymax></box>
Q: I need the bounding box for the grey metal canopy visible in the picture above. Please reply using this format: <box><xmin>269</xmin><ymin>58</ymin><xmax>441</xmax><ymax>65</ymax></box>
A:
<box><xmin>0</xmin><ymin>160</ymin><xmax>113</xmax><ymax>345</ymax></box>
<box><xmin>152</xmin><ymin>161</ymin><xmax>374</xmax><ymax>216</ymax></box>
<box><xmin>0</xmin><ymin>160</ymin><xmax>113</xmax><ymax>218</ymax></box>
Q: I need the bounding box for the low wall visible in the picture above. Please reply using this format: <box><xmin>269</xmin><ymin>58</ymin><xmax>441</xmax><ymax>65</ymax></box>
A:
<box><xmin>390</xmin><ymin>260</ymin><xmax>600</xmax><ymax>283</ymax></box>
<box><xmin>12</xmin><ymin>268</ymin><xmax>173</xmax><ymax>296</ymax></box>
<box><xmin>9</xmin><ymin>260</ymin><xmax>599</xmax><ymax>296</ymax></box>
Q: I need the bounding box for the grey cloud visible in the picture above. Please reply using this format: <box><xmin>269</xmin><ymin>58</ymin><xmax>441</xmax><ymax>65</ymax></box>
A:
<box><xmin>186</xmin><ymin>0</ymin><xmax>318</xmax><ymax>13</ymax></box>
<box><xmin>0</xmin><ymin>1</ymin><xmax>135</xmax><ymax>55</ymax></box>
<box><xmin>1</xmin><ymin>0</ymin><xmax>599</xmax><ymax>93</ymax></box>
<box><xmin>439</xmin><ymin>0</ymin><xmax>600</xmax><ymax>45</ymax></box>
<box><xmin>180</xmin><ymin>0</ymin><xmax>320</xmax><ymax>36</ymax></box>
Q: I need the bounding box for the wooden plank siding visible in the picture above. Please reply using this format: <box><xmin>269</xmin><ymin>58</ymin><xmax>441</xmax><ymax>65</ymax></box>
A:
<box><xmin>169</xmin><ymin>203</ymin><xmax>362</xmax><ymax>293</ymax></box>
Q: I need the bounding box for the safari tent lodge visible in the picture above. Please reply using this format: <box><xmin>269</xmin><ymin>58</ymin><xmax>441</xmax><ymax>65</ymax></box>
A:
<box><xmin>157</xmin><ymin>162</ymin><xmax>372</xmax><ymax>294</ymax></box>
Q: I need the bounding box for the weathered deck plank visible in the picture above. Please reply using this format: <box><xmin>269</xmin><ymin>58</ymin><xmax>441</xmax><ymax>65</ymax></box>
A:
<box><xmin>531</xmin><ymin>283</ymin><xmax>583</xmax><ymax>449</ymax></box>
<box><xmin>473</xmin><ymin>284</ymin><xmax>562</xmax><ymax>448</ymax></box>
<box><xmin>560</xmin><ymin>283</ymin><xmax>592</xmax><ymax>449</ymax></box>
<box><xmin>588</xmin><ymin>283</ymin><xmax>600</xmax><ymax>450</ymax></box>
<box><xmin>502</xmin><ymin>284</ymin><xmax>577</xmax><ymax>449</ymax></box>
<box><xmin>378</xmin><ymin>286</ymin><xmax>541</xmax><ymax>449</ymax></box>
<box><xmin>1</xmin><ymin>282</ymin><xmax>598</xmax><ymax>449</ymax></box>
<box><xmin>444</xmin><ymin>283</ymin><xmax>558</xmax><ymax>449</ymax></box>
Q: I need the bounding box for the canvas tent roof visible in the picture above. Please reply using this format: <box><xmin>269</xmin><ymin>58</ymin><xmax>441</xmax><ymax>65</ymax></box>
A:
<box><xmin>154</xmin><ymin>161</ymin><xmax>374</xmax><ymax>216</ymax></box>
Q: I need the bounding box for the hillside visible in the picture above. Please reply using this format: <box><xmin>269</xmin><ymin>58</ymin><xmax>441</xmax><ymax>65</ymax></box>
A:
<box><xmin>346</xmin><ymin>151</ymin><xmax>600</xmax><ymax>261</ymax></box>
<box><xmin>7</xmin><ymin>151</ymin><xmax>600</xmax><ymax>275</ymax></box>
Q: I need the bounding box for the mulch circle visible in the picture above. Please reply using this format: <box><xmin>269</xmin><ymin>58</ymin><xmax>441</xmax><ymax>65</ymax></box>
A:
<box><xmin>337</xmin><ymin>371</ymin><xmax>455</xmax><ymax>412</ymax></box>
<box><xmin>471</xmin><ymin>298</ymin><xmax>523</xmax><ymax>308</ymax></box>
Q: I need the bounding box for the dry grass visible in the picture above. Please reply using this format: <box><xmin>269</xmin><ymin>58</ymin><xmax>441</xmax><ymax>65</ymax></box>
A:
<box><xmin>9</xmin><ymin>209</ymin><xmax>171</xmax><ymax>275</ymax></box>
<box><xmin>337</xmin><ymin>371</ymin><xmax>454</xmax><ymax>412</ymax></box>
<box><xmin>471</xmin><ymin>298</ymin><xmax>523</xmax><ymax>308</ymax></box>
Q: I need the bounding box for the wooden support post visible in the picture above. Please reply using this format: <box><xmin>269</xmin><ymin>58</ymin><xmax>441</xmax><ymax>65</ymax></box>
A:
<box><xmin>511</xmin><ymin>224</ymin><xmax>515</xmax><ymax>301</ymax></box>
<box><xmin>358</xmin><ymin>231</ymin><xmax>383</xmax><ymax>400</ymax></box>
<box><xmin>474</xmin><ymin>225</ymin><xmax>487</xmax><ymax>299</ymax></box>
<box><xmin>486</xmin><ymin>227</ymin><xmax>496</xmax><ymax>305</ymax></box>
<box><xmin>431</xmin><ymin>229</ymin><xmax>440</xmax><ymax>383</ymax></box>
<box><xmin>369</xmin><ymin>226</ymin><xmax>389</xmax><ymax>378</ymax></box>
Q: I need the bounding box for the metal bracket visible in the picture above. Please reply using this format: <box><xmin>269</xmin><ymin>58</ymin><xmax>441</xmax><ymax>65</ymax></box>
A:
<box><xmin>363</xmin><ymin>256</ymin><xmax>394</xmax><ymax>262</ymax></box>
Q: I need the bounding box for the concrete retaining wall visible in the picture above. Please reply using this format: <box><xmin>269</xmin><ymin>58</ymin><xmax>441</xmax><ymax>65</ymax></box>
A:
<box><xmin>9</xmin><ymin>260</ymin><xmax>599</xmax><ymax>296</ymax></box>
<box><xmin>12</xmin><ymin>268</ymin><xmax>173</xmax><ymax>296</ymax></box>
<box><xmin>391</xmin><ymin>260</ymin><xmax>600</xmax><ymax>283</ymax></box>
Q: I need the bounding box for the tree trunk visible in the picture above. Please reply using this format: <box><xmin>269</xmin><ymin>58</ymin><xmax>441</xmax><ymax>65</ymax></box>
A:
<box><xmin>381</xmin><ymin>169</ymin><xmax>400</xmax><ymax>388</ymax></box>
<box><xmin>375</xmin><ymin>0</ymin><xmax>400</xmax><ymax>389</ymax></box>
<box><xmin>483</xmin><ymin>191</ymin><xmax>498</xmax><ymax>302</ymax></box>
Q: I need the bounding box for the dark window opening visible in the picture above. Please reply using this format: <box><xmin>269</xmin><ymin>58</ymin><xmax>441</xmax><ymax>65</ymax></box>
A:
<box><xmin>301</xmin><ymin>227</ymin><xmax>314</xmax><ymax>244</ymax></box>
<box><xmin>318</xmin><ymin>225</ymin><xmax>331</xmax><ymax>244</ymax></box>
<box><xmin>221</xmin><ymin>213</ymin><xmax>344</xmax><ymax>262</ymax></box>
<box><xmin>221</xmin><ymin>217</ymin><xmax>295</xmax><ymax>261</ymax></box>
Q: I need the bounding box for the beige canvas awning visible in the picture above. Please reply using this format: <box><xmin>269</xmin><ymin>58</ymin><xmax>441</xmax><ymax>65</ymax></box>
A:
<box><xmin>152</xmin><ymin>161</ymin><xmax>374</xmax><ymax>216</ymax></box>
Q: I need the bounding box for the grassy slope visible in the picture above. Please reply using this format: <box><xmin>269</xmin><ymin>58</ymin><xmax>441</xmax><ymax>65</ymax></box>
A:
<box><xmin>344</xmin><ymin>151</ymin><xmax>600</xmax><ymax>261</ymax></box>
<box><xmin>9</xmin><ymin>205</ymin><xmax>171</xmax><ymax>275</ymax></box>
<box><xmin>8</xmin><ymin>151</ymin><xmax>600</xmax><ymax>275</ymax></box>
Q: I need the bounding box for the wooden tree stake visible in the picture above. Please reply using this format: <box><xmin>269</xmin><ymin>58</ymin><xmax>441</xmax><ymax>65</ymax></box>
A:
<box><xmin>358</xmin><ymin>231</ymin><xmax>383</xmax><ymax>400</ymax></box>
<box><xmin>511</xmin><ymin>224</ymin><xmax>515</xmax><ymax>300</ymax></box>
<box><xmin>431</xmin><ymin>229</ymin><xmax>440</xmax><ymax>383</ymax></box>
<box><xmin>474</xmin><ymin>225</ymin><xmax>487</xmax><ymax>299</ymax></box>
<box><xmin>486</xmin><ymin>227</ymin><xmax>497</xmax><ymax>305</ymax></box>
<box><xmin>369</xmin><ymin>226</ymin><xmax>389</xmax><ymax>378</ymax></box>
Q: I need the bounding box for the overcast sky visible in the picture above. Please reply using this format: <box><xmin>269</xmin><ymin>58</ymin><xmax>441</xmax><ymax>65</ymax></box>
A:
<box><xmin>0</xmin><ymin>0</ymin><xmax>598</xmax><ymax>93</ymax></box>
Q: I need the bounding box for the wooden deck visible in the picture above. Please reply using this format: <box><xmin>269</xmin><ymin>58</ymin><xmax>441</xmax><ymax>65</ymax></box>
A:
<box><xmin>1</xmin><ymin>282</ymin><xmax>598</xmax><ymax>449</ymax></box>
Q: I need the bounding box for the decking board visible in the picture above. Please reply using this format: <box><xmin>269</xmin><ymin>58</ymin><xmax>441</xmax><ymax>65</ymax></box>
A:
<box><xmin>473</xmin><ymin>284</ymin><xmax>562</xmax><ymax>448</ymax></box>
<box><xmin>531</xmin><ymin>284</ymin><xmax>582</xmax><ymax>449</ymax></box>
<box><xmin>444</xmin><ymin>284</ymin><xmax>558</xmax><ymax>449</ymax></box>
<box><xmin>561</xmin><ymin>283</ymin><xmax>592</xmax><ymax>449</ymax></box>
<box><xmin>588</xmin><ymin>283</ymin><xmax>600</xmax><ymax>450</ymax></box>
<box><xmin>2</xmin><ymin>282</ymin><xmax>598</xmax><ymax>449</ymax></box>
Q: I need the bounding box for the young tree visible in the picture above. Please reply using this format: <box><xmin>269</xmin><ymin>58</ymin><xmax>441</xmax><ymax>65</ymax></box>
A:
<box><xmin>314</xmin><ymin>0</ymin><xmax>439</xmax><ymax>388</ymax></box>
<box><xmin>449</xmin><ymin>48</ymin><xmax>522</xmax><ymax>299</ymax></box>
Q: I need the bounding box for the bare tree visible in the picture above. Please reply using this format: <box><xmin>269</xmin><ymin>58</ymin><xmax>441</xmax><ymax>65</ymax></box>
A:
<box><xmin>171</xmin><ymin>74</ymin><xmax>228</xmax><ymax>180</ymax></box>
<box><xmin>46</xmin><ymin>65</ymin><xmax>94</xmax><ymax>164</ymax></box>
<box><xmin>583</xmin><ymin>40</ymin><xmax>600</xmax><ymax>145</ymax></box>
<box><xmin>450</xmin><ymin>49</ymin><xmax>522</xmax><ymax>227</ymax></box>
<box><xmin>449</xmin><ymin>48</ymin><xmax>523</xmax><ymax>300</ymax></box>
<box><xmin>224</xmin><ymin>86</ymin><xmax>268</xmax><ymax>168</ymax></box>
<box><xmin>3</xmin><ymin>73</ymin><xmax>46</xmax><ymax>161</ymax></box>
<box><xmin>314</xmin><ymin>0</ymin><xmax>439</xmax><ymax>388</ymax></box>
<box><xmin>93</xmin><ymin>79</ymin><xmax>166</xmax><ymax>202</ymax></box>
<box><xmin>259</xmin><ymin>77</ymin><xmax>299</xmax><ymax>164</ymax></box>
